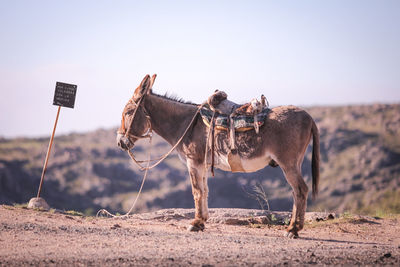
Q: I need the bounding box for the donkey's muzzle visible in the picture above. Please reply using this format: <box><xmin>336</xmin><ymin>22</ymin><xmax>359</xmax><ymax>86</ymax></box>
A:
<box><xmin>116</xmin><ymin>133</ymin><xmax>134</xmax><ymax>151</ymax></box>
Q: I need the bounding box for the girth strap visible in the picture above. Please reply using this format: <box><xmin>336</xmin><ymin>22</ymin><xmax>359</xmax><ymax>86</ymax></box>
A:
<box><xmin>229</xmin><ymin>113</ymin><xmax>236</xmax><ymax>150</ymax></box>
<box><xmin>210</xmin><ymin>112</ymin><xmax>216</xmax><ymax>177</ymax></box>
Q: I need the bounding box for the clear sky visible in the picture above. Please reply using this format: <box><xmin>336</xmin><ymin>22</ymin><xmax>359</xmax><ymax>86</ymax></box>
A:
<box><xmin>1</xmin><ymin>0</ymin><xmax>399</xmax><ymax>137</ymax></box>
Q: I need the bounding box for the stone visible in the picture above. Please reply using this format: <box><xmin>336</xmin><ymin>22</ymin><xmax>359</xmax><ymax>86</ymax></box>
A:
<box><xmin>27</xmin><ymin>197</ymin><xmax>50</xmax><ymax>211</ymax></box>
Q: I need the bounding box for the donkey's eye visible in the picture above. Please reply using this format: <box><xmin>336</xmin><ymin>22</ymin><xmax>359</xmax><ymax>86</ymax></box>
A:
<box><xmin>125</xmin><ymin>109</ymin><xmax>134</xmax><ymax>116</ymax></box>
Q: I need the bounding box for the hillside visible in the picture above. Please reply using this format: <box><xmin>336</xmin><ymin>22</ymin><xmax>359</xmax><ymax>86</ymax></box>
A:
<box><xmin>1</xmin><ymin>104</ymin><xmax>399</xmax><ymax>215</ymax></box>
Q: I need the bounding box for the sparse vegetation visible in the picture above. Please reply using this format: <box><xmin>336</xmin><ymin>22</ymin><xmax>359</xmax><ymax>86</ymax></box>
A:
<box><xmin>359</xmin><ymin>189</ymin><xmax>400</xmax><ymax>216</ymax></box>
<box><xmin>12</xmin><ymin>203</ymin><xmax>28</xmax><ymax>209</ymax></box>
<box><xmin>65</xmin><ymin>210</ymin><xmax>84</xmax><ymax>217</ymax></box>
<box><xmin>243</xmin><ymin>181</ymin><xmax>270</xmax><ymax>211</ymax></box>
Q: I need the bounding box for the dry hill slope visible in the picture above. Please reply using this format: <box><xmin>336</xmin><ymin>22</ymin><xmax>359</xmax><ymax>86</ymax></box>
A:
<box><xmin>0</xmin><ymin>104</ymin><xmax>399</xmax><ymax>215</ymax></box>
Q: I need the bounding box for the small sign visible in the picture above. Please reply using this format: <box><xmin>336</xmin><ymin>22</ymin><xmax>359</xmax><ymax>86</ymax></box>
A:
<box><xmin>53</xmin><ymin>82</ymin><xmax>77</xmax><ymax>108</ymax></box>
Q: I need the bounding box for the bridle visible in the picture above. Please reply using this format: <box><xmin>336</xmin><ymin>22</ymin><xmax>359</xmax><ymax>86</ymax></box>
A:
<box><xmin>118</xmin><ymin>92</ymin><xmax>153</xmax><ymax>143</ymax></box>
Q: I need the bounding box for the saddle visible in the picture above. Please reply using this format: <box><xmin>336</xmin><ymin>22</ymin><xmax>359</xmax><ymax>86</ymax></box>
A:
<box><xmin>201</xmin><ymin>90</ymin><xmax>270</xmax><ymax>134</ymax></box>
<box><xmin>200</xmin><ymin>90</ymin><xmax>270</xmax><ymax>173</ymax></box>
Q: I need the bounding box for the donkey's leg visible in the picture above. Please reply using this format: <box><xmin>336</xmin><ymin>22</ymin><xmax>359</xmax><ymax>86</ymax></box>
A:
<box><xmin>187</xmin><ymin>161</ymin><xmax>208</xmax><ymax>231</ymax></box>
<box><xmin>202</xmin><ymin>175</ymin><xmax>209</xmax><ymax>221</ymax></box>
<box><xmin>282</xmin><ymin>166</ymin><xmax>309</xmax><ymax>238</ymax></box>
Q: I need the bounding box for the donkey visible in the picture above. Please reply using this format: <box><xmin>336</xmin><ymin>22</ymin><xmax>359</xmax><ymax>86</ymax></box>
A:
<box><xmin>117</xmin><ymin>74</ymin><xmax>320</xmax><ymax>238</ymax></box>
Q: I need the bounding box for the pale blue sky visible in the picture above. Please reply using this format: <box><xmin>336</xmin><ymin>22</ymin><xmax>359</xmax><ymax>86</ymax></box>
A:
<box><xmin>1</xmin><ymin>0</ymin><xmax>399</xmax><ymax>137</ymax></box>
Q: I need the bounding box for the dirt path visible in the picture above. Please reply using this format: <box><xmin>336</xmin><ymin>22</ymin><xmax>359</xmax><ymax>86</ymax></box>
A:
<box><xmin>0</xmin><ymin>205</ymin><xmax>399</xmax><ymax>266</ymax></box>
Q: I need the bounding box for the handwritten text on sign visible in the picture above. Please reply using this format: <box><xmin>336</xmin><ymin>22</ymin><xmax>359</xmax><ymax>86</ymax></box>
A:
<box><xmin>53</xmin><ymin>82</ymin><xmax>77</xmax><ymax>109</ymax></box>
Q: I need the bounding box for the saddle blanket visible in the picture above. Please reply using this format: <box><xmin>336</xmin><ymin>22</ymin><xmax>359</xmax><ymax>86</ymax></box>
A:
<box><xmin>200</xmin><ymin>106</ymin><xmax>270</xmax><ymax>132</ymax></box>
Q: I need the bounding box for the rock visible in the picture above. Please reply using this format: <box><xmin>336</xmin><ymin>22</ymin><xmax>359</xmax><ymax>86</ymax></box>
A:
<box><xmin>27</xmin><ymin>197</ymin><xmax>50</xmax><ymax>211</ymax></box>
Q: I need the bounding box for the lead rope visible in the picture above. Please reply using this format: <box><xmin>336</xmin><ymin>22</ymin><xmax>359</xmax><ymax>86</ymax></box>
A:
<box><xmin>127</xmin><ymin>103</ymin><xmax>205</xmax><ymax>171</ymax></box>
<box><xmin>96</xmin><ymin>135</ymin><xmax>152</xmax><ymax>219</ymax></box>
<box><xmin>96</xmin><ymin>103</ymin><xmax>205</xmax><ymax>218</ymax></box>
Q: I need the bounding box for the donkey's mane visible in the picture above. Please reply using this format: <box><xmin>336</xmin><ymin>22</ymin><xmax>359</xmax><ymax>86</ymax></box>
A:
<box><xmin>151</xmin><ymin>91</ymin><xmax>197</xmax><ymax>106</ymax></box>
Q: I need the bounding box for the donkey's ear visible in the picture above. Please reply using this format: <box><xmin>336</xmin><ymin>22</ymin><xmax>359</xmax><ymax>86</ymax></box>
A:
<box><xmin>149</xmin><ymin>74</ymin><xmax>157</xmax><ymax>92</ymax></box>
<box><xmin>133</xmin><ymin>74</ymin><xmax>151</xmax><ymax>99</ymax></box>
<box><xmin>140</xmin><ymin>74</ymin><xmax>151</xmax><ymax>94</ymax></box>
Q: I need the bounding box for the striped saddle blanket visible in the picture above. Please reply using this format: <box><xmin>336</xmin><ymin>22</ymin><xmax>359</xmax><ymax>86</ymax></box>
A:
<box><xmin>200</xmin><ymin>106</ymin><xmax>270</xmax><ymax>132</ymax></box>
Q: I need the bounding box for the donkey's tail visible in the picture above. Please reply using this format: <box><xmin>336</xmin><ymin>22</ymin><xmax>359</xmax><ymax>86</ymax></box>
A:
<box><xmin>311</xmin><ymin>120</ymin><xmax>320</xmax><ymax>200</ymax></box>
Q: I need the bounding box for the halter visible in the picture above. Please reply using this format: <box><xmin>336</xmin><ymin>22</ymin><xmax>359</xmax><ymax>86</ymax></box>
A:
<box><xmin>119</xmin><ymin>93</ymin><xmax>153</xmax><ymax>142</ymax></box>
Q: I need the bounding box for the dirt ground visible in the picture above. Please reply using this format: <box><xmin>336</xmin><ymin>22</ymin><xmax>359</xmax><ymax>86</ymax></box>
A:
<box><xmin>0</xmin><ymin>205</ymin><xmax>399</xmax><ymax>266</ymax></box>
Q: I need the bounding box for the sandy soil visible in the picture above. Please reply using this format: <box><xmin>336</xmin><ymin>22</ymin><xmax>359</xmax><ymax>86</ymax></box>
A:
<box><xmin>0</xmin><ymin>205</ymin><xmax>399</xmax><ymax>266</ymax></box>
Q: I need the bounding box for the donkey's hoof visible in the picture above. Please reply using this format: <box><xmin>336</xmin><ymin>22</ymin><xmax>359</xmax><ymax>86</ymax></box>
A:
<box><xmin>187</xmin><ymin>223</ymin><xmax>205</xmax><ymax>232</ymax></box>
<box><xmin>284</xmin><ymin>231</ymin><xmax>299</xmax><ymax>239</ymax></box>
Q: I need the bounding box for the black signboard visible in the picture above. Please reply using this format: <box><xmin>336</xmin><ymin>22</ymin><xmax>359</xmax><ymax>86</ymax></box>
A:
<box><xmin>53</xmin><ymin>82</ymin><xmax>77</xmax><ymax>108</ymax></box>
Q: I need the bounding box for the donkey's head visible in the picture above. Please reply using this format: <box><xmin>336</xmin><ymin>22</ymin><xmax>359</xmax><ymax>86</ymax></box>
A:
<box><xmin>117</xmin><ymin>74</ymin><xmax>157</xmax><ymax>151</ymax></box>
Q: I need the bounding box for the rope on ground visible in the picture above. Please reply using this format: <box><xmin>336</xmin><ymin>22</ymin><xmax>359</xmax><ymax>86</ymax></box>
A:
<box><xmin>96</xmin><ymin>136</ymin><xmax>152</xmax><ymax>219</ymax></box>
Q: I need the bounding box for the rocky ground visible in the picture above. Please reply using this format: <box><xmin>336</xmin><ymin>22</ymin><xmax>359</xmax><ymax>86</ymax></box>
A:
<box><xmin>1</xmin><ymin>205</ymin><xmax>399</xmax><ymax>266</ymax></box>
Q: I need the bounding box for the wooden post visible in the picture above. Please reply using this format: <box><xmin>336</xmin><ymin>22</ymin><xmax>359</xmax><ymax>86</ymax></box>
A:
<box><xmin>28</xmin><ymin>81</ymin><xmax>76</xmax><ymax>210</ymax></box>
<box><xmin>36</xmin><ymin>106</ymin><xmax>61</xmax><ymax>198</ymax></box>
